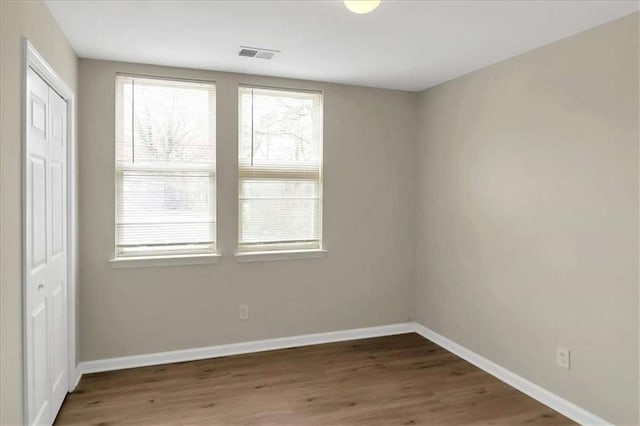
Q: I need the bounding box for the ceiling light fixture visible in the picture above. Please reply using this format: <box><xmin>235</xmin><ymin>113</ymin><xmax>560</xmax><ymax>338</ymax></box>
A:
<box><xmin>344</xmin><ymin>0</ymin><xmax>381</xmax><ymax>14</ymax></box>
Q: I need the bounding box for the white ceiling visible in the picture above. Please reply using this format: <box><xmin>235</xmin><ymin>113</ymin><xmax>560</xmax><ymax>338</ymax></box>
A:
<box><xmin>45</xmin><ymin>0</ymin><xmax>639</xmax><ymax>92</ymax></box>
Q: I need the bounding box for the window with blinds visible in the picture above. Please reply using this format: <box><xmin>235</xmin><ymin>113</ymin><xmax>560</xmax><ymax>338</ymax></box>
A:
<box><xmin>238</xmin><ymin>86</ymin><xmax>323</xmax><ymax>252</ymax></box>
<box><xmin>115</xmin><ymin>75</ymin><xmax>216</xmax><ymax>257</ymax></box>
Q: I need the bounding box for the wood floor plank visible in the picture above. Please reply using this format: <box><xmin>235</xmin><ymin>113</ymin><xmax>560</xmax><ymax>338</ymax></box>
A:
<box><xmin>54</xmin><ymin>333</ymin><xmax>575</xmax><ymax>425</ymax></box>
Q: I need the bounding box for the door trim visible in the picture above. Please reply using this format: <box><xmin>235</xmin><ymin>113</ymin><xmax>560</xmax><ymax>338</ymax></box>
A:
<box><xmin>22</xmin><ymin>38</ymin><xmax>77</xmax><ymax>423</ymax></box>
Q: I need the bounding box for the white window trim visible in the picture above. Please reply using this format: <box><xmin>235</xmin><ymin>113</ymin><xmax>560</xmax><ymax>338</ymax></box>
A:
<box><xmin>110</xmin><ymin>253</ymin><xmax>221</xmax><ymax>268</ymax></box>
<box><xmin>234</xmin><ymin>249</ymin><xmax>327</xmax><ymax>263</ymax></box>
<box><xmin>113</xmin><ymin>74</ymin><xmax>218</xmax><ymax>263</ymax></box>
<box><xmin>237</xmin><ymin>85</ymin><xmax>324</xmax><ymax>255</ymax></box>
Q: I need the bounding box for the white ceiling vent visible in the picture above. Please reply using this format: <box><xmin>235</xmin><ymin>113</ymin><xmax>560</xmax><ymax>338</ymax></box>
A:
<box><xmin>238</xmin><ymin>46</ymin><xmax>279</xmax><ymax>60</ymax></box>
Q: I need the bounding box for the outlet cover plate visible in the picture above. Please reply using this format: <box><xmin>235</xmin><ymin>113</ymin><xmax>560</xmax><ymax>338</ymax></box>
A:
<box><xmin>239</xmin><ymin>304</ymin><xmax>249</xmax><ymax>320</ymax></box>
<box><xmin>556</xmin><ymin>347</ymin><xmax>570</xmax><ymax>370</ymax></box>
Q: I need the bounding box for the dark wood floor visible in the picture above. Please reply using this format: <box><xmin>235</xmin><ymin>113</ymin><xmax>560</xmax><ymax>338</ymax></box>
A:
<box><xmin>55</xmin><ymin>333</ymin><xmax>574</xmax><ymax>425</ymax></box>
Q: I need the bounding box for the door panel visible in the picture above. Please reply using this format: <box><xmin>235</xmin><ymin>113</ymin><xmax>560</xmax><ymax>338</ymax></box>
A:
<box><xmin>30</xmin><ymin>301</ymin><xmax>49</xmax><ymax>426</ymax></box>
<box><xmin>50</xmin><ymin>283</ymin><xmax>66</xmax><ymax>391</ymax></box>
<box><xmin>51</xmin><ymin>111</ymin><xmax>63</xmax><ymax>148</ymax></box>
<box><xmin>51</xmin><ymin>162</ymin><xmax>63</xmax><ymax>257</ymax></box>
<box><xmin>30</xmin><ymin>156</ymin><xmax>47</xmax><ymax>269</ymax></box>
<box><xmin>26</xmin><ymin>67</ymin><xmax>69</xmax><ymax>426</ymax></box>
<box><xmin>31</xmin><ymin>96</ymin><xmax>46</xmax><ymax>134</ymax></box>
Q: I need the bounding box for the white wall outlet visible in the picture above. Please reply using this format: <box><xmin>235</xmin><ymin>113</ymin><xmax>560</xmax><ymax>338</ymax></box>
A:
<box><xmin>239</xmin><ymin>304</ymin><xmax>249</xmax><ymax>320</ymax></box>
<box><xmin>556</xmin><ymin>347</ymin><xmax>570</xmax><ymax>370</ymax></box>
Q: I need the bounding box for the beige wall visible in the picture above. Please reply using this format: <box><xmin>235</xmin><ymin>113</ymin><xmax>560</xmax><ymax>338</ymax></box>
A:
<box><xmin>414</xmin><ymin>13</ymin><xmax>639</xmax><ymax>425</ymax></box>
<box><xmin>0</xmin><ymin>1</ymin><xmax>78</xmax><ymax>425</ymax></box>
<box><xmin>77</xmin><ymin>59</ymin><xmax>417</xmax><ymax>361</ymax></box>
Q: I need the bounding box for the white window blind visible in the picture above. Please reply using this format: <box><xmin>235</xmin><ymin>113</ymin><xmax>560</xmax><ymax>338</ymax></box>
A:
<box><xmin>238</xmin><ymin>86</ymin><xmax>323</xmax><ymax>252</ymax></box>
<box><xmin>115</xmin><ymin>75</ymin><xmax>216</xmax><ymax>257</ymax></box>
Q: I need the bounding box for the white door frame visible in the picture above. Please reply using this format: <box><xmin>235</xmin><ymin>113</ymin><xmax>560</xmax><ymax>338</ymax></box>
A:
<box><xmin>22</xmin><ymin>38</ymin><xmax>78</xmax><ymax>422</ymax></box>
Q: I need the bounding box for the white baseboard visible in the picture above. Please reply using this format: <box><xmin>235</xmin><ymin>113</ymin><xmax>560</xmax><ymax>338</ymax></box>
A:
<box><xmin>412</xmin><ymin>322</ymin><xmax>610</xmax><ymax>426</ymax></box>
<box><xmin>74</xmin><ymin>321</ymin><xmax>610</xmax><ymax>426</ymax></box>
<box><xmin>77</xmin><ymin>322</ymin><xmax>414</xmax><ymax>376</ymax></box>
<box><xmin>69</xmin><ymin>368</ymin><xmax>82</xmax><ymax>391</ymax></box>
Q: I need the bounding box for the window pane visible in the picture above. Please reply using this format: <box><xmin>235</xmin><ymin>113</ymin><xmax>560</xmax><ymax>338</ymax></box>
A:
<box><xmin>118</xmin><ymin>77</ymin><xmax>215</xmax><ymax>165</ymax></box>
<box><xmin>239</xmin><ymin>198</ymin><xmax>320</xmax><ymax>246</ymax></box>
<box><xmin>239</xmin><ymin>88</ymin><xmax>321</xmax><ymax>167</ymax></box>
<box><xmin>117</xmin><ymin>170</ymin><xmax>215</xmax><ymax>247</ymax></box>
<box><xmin>239</xmin><ymin>179</ymin><xmax>320</xmax><ymax>245</ymax></box>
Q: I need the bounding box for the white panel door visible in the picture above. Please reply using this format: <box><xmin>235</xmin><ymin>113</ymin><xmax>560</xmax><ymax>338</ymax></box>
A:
<box><xmin>26</xmin><ymin>67</ymin><xmax>69</xmax><ymax>426</ymax></box>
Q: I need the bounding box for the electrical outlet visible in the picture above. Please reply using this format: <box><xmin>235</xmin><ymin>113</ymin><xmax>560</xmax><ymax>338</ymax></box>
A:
<box><xmin>556</xmin><ymin>347</ymin><xmax>570</xmax><ymax>370</ymax></box>
<box><xmin>239</xmin><ymin>304</ymin><xmax>249</xmax><ymax>320</ymax></box>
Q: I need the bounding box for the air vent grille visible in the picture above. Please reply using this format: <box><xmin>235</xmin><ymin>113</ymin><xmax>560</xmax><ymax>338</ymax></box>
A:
<box><xmin>239</xmin><ymin>46</ymin><xmax>279</xmax><ymax>60</ymax></box>
<box><xmin>239</xmin><ymin>48</ymin><xmax>258</xmax><ymax>58</ymax></box>
<box><xmin>255</xmin><ymin>51</ymin><xmax>276</xmax><ymax>60</ymax></box>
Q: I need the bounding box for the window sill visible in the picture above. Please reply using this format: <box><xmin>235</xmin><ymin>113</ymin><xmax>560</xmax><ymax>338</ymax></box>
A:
<box><xmin>234</xmin><ymin>249</ymin><xmax>327</xmax><ymax>263</ymax></box>
<box><xmin>109</xmin><ymin>253</ymin><xmax>221</xmax><ymax>268</ymax></box>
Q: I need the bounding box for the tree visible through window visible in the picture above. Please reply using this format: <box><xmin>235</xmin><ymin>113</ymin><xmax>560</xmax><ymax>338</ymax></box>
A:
<box><xmin>115</xmin><ymin>76</ymin><xmax>216</xmax><ymax>257</ymax></box>
<box><xmin>238</xmin><ymin>87</ymin><xmax>323</xmax><ymax>252</ymax></box>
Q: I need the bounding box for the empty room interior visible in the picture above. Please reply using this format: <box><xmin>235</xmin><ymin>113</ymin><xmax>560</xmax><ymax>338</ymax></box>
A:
<box><xmin>1</xmin><ymin>0</ymin><xmax>639</xmax><ymax>425</ymax></box>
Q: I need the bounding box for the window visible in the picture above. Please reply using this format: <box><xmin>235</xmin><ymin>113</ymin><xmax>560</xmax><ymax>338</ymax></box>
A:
<box><xmin>238</xmin><ymin>86</ymin><xmax>323</xmax><ymax>253</ymax></box>
<box><xmin>115</xmin><ymin>75</ymin><xmax>216</xmax><ymax>258</ymax></box>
